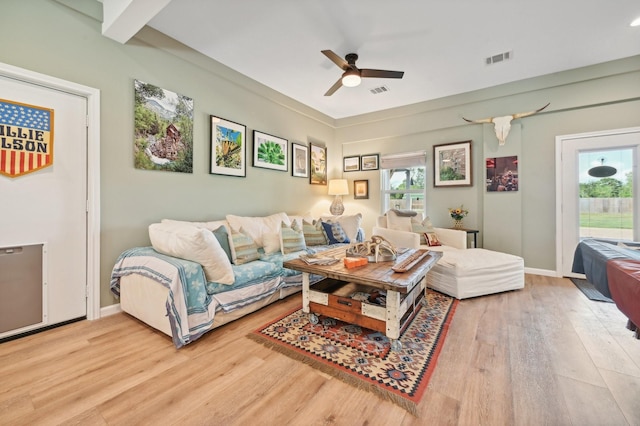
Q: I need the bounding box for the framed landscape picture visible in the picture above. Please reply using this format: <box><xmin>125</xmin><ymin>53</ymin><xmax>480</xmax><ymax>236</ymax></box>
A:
<box><xmin>343</xmin><ymin>156</ymin><xmax>360</xmax><ymax>172</ymax></box>
<box><xmin>360</xmin><ymin>154</ymin><xmax>379</xmax><ymax>171</ymax></box>
<box><xmin>433</xmin><ymin>140</ymin><xmax>472</xmax><ymax>187</ymax></box>
<box><xmin>134</xmin><ymin>79</ymin><xmax>193</xmax><ymax>173</ymax></box>
<box><xmin>309</xmin><ymin>142</ymin><xmax>327</xmax><ymax>185</ymax></box>
<box><xmin>253</xmin><ymin>130</ymin><xmax>288</xmax><ymax>172</ymax></box>
<box><xmin>291</xmin><ymin>142</ymin><xmax>308</xmax><ymax>178</ymax></box>
<box><xmin>354</xmin><ymin>179</ymin><xmax>369</xmax><ymax>199</ymax></box>
<box><xmin>210</xmin><ymin>115</ymin><xmax>246</xmax><ymax>177</ymax></box>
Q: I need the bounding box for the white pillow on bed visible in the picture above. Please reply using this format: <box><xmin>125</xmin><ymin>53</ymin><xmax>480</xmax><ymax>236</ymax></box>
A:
<box><xmin>149</xmin><ymin>222</ymin><xmax>235</xmax><ymax>285</ymax></box>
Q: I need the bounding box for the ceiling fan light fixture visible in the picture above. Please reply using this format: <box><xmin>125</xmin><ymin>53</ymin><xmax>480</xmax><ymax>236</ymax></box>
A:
<box><xmin>342</xmin><ymin>70</ymin><xmax>361</xmax><ymax>87</ymax></box>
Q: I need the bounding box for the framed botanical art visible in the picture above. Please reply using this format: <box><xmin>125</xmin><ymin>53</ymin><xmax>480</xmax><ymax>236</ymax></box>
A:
<box><xmin>343</xmin><ymin>156</ymin><xmax>360</xmax><ymax>172</ymax></box>
<box><xmin>433</xmin><ymin>140</ymin><xmax>472</xmax><ymax>187</ymax></box>
<box><xmin>253</xmin><ymin>130</ymin><xmax>288</xmax><ymax>172</ymax></box>
<box><xmin>309</xmin><ymin>142</ymin><xmax>327</xmax><ymax>185</ymax></box>
<box><xmin>360</xmin><ymin>154</ymin><xmax>379</xmax><ymax>171</ymax></box>
<box><xmin>354</xmin><ymin>179</ymin><xmax>369</xmax><ymax>199</ymax></box>
<box><xmin>210</xmin><ymin>115</ymin><xmax>246</xmax><ymax>177</ymax></box>
<box><xmin>291</xmin><ymin>142</ymin><xmax>308</xmax><ymax>178</ymax></box>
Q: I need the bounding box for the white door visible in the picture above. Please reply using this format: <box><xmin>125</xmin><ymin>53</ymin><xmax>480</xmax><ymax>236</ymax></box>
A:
<box><xmin>557</xmin><ymin>128</ymin><xmax>640</xmax><ymax>277</ymax></box>
<box><xmin>0</xmin><ymin>74</ymin><xmax>88</xmax><ymax>336</ymax></box>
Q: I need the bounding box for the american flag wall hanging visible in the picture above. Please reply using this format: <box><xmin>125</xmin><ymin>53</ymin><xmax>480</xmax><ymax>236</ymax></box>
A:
<box><xmin>0</xmin><ymin>98</ymin><xmax>54</xmax><ymax>178</ymax></box>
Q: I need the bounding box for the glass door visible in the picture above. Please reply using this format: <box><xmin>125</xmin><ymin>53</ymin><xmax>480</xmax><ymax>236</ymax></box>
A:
<box><xmin>558</xmin><ymin>128</ymin><xmax>639</xmax><ymax>277</ymax></box>
<box><xmin>579</xmin><ymin>149</ymin><xmax>633</xmax><ymax>241</ymax></box>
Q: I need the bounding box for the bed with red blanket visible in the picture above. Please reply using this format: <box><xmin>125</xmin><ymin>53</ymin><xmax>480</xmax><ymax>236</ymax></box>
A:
<box><xmin>572</xmin><ymin>239</ymin><xmax>640</xmax><ymax>338</ymax></box>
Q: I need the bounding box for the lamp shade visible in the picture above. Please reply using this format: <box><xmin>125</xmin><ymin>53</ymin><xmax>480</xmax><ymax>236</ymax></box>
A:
<box><xmin>328</xmin><ymin>179</ymin><xmax>349</xmax><ymax>195</ymax></box>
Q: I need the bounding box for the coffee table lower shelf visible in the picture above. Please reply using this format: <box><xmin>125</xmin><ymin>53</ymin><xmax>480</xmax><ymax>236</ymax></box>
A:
<box><xmin>304</xmin><ymin>276</ymin><xmax>427</xmax><ymax>351</ymax></box>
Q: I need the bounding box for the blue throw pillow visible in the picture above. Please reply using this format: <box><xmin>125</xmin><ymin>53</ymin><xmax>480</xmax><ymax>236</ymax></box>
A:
<box><xmin>321</xmin><ymin>221</ymin><xmax>350</xmax><ymax>244</ymax></box>
<box><xmin>212</xmin><ymin>226</ymin><xmax>232</xmax><ymax>262</ymax></box>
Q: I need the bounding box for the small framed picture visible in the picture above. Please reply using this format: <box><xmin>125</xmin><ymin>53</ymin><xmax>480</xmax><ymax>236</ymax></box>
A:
<box><xmin>253</xmin><ymin>130</ymin><xmax>288</xmax><ymax>172</ymax></box>
<box><xmin>343</xmin><ymin>156</ymin><xmax>360</xmax><ymax>172</ymax></box>
<box><xmin>354</xmin><ymin>179</ymin><xmax>369</xmax><ymax>199</ymax></box>
<box><xmin>291</xmin><ymin>142</ymin><xmax>308</xmax><ymax>178</ymax></box>
<box><xmin>361</xmin><ymin>154</ymin><xmax>379</xmax><ymax>171</ymax></box>
<box><xmin>434</xmin><ymin>140</ymin><xmax>472</xmax><ymax>187</ymax></box>
<box><xmin>309</xmin><ymin>142</ymin><xmax>327</xmax><ymax>185</ymax></box>
<box><xmin>210</xmin><ymin>115</ymin><xmax>246</xmax><ymax>177</ymax></box>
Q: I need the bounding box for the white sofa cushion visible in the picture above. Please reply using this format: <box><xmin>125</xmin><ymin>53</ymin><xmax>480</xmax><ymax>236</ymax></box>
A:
<box><xmin>226</xmin><ymin>212</ymin><xmax>290</xmax><ymax>248</ymax></box>
<box><xmin>386</xmin><ymin>210</ymin><xmax>413</xmax><ymax>232</ymax></box>
<box><xmin>149</xmin><ymin>222</ymin><xmax>234</xmax><ymax>285</ymax></box>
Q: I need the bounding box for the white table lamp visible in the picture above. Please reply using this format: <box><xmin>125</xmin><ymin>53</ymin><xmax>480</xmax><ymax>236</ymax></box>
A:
<box><xmin>328</xmin><ymin>179</ymin><xmax>349</xmax><ymax>215</ymax></box>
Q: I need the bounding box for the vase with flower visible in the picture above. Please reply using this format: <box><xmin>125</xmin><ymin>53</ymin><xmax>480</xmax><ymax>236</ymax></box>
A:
<box><xmin>448</xmin><ymin>205</ymin><xmax>469</xmax><ymax>229</ymax></box>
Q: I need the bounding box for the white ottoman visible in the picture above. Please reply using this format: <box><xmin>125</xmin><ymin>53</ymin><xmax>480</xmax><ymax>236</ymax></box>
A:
<box><xmin>426</xmin><ymin>248</ymin><xmax>524</xmax><ymax>299</ymax></box>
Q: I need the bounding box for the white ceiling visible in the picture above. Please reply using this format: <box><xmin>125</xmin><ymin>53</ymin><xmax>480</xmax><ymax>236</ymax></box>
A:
<box><xmin>104</xmin><ymin>0</ymin><xmax>640</xmax><ymax>119</ymax></box>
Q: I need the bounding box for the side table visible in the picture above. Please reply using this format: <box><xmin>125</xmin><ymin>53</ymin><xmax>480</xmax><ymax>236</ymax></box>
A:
<box><xmin>449</xmin><ymin>228</ymin><xmax>479</xmax><ymax>248</ymax></box>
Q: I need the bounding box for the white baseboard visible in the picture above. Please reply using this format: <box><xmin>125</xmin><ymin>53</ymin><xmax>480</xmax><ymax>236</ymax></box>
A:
<box><xmin>100</xmin><ymin>303</ymin><xmax>122</xmax><ymax>317</ymax></box>
<box><xmin>525</xmin><ymin>267</ymin><xmax>558</xmax><ymax>277</ymax></box>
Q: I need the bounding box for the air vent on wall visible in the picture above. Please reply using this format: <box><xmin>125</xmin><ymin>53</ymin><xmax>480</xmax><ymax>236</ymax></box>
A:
<box><xmin>485</xmin><ymin>50</ymin><xmax>513</xmax><ymax>65</ymax></box>
<box><xmin>370</xmin><ymin>86</ymin><xmax>389</xmax><ymax>95</ymax></box>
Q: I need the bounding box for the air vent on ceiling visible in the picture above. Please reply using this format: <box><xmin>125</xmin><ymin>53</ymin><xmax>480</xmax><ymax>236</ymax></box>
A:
<box><xmin>370</xmin><ymin>86</ymin><xmax>389</xmax><ymax>95</ymax></box>
<box><xmin>485</xmin><ymin>50</ymin><xmax>513</xmax><ymax>65</ymax></box>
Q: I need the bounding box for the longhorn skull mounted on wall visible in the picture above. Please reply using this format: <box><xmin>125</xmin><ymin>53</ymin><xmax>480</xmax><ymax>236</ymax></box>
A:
<box><xmin>462</xmin><ymin>103</ymin><xmax>550</xmax><ymax>145</ymax></box>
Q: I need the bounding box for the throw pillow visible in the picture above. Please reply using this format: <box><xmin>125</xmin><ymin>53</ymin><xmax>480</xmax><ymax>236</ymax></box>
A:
<box><xmin>320</xmin><ymin>213</ymin><xmax>362</xmax><ymax>242</ymax></box>
<box><xmin>425</xmin><ymin>232</ymin><xmax>442</xmax><ymax>247</ymax></box>
<box><xmin>280</xmin><ymin>220</ymin><xmax>307</xmax><ymax>254</ymax></box>
<box><xmin>262</xmin><ymin>232</ymin><xmax>282</xmax><ymax>254</ymax></box>
<box><xmin>387</xmin><ymin>210</ymin><xmax>413</xmax><ymax>232</ymax></box>
<box><xmin>229</xmin><ymin>228</ymin><xmax>261</xmax><ymax>265</ymax></box>
<box><xmin>321</xmin><ymin>221</ymin><xmax>350</xmax><ymax>244</ymax></box>
<box><xmin>212</xmin><ymin>226</ymin><xmax>232</xmax><ymax>262</ymax></box>
<box><xmin>412</xmin><ymin>216</ymin><xmax>436</xmax><ymax>245</ymax></box>
<box><xmin>302</xmin><ymin>219</ymin><xmax>327</xmax><ymax>246</ymax></box>
<box><xmin>148</xmin><ymin>222</ymin><xmax>234</xmax><ymax>285</ymax></box>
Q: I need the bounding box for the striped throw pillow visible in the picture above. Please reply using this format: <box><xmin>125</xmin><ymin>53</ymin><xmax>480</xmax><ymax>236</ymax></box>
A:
<box><xmin>280</xmin><ymin>220</ymin><xmax>307</xmax><ymax>254</ymax></box>
<box><xmin>302</xmin><ymin>220</ymin><xmax>327</xmax><ymax>246</ymax></box>
<box><xmin>229</xmin><ymin>228</ymin><xmax>261</xmax><ymax>265</ymax></box>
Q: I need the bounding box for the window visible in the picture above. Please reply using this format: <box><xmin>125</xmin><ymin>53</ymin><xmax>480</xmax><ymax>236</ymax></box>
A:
<box><xmin>380</xmin><ymin>151</ymin><xmax>426</xmax><ymax>215</ymax></box>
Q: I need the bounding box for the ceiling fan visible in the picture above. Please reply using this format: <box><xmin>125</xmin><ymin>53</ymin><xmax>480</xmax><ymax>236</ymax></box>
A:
<box><xmin>321</xmin><ymin>50</ymin><xmax>404</xmax><ymax>96</ymax></box>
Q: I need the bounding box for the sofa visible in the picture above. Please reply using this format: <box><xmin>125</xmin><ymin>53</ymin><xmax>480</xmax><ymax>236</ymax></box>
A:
<box><xmin>372</xmin><ymin>211</ymin><xmax>525</xmax><ymax>299</ymax></box>
<box><xmin>110</xmin><ymin>212</ymin><xmax>364</xmax><ymax>348</ymax></box>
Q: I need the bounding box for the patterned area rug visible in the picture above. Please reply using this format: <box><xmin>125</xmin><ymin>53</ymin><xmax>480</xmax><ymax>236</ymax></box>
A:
<box><xmin>247</xmin><ymin>290</ymin><xmax>458</xmax><ymax>416</ymax></box>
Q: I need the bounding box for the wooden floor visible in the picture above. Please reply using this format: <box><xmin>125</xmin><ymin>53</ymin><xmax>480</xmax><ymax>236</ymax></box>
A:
<box><xmin>1</xmin><ymin>274</ymin><xmax>639</xmax><ymax>426</ymax></box>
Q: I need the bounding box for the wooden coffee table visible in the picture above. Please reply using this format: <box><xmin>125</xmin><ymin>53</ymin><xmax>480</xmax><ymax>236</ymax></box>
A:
<box><xmin>283</xmin><ymin>247</ymin><xmax>442</xmax><ymax>351</ymax></box>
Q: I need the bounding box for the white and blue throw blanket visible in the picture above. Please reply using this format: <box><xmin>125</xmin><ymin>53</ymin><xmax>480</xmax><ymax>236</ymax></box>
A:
<box><xmin>110</xmin><ymin>246</ymin><xmax>335</xmax><ymax>348</ymax></box>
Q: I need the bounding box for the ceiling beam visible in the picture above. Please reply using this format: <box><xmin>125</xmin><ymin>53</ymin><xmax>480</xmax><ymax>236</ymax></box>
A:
<box><xmin>101</xmin><ymin>0</ymin><xmax>171</xmax><ymax>44</ymax></box>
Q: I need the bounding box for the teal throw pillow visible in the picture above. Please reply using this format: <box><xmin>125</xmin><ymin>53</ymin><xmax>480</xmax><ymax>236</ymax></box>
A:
<box><xmin>212</xmin><ymin>226</ymin><xmax>232</xmax><ymax>262</ymax></box>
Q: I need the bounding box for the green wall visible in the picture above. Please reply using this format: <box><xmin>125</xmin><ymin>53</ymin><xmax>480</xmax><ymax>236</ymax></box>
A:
<box><xmin>1</xmin><ymin>1</ymin><xmax>340</xmax><ymax>307</ymax></box>
<box><xmin>2</xmin><ymin>1</ymin><xmax>639</xmax><ymax>309</ymax></box>
<box><xmin>337</xmin><ymin>61</ymin><xmax>640</xmax><ymax>271</ymax></box>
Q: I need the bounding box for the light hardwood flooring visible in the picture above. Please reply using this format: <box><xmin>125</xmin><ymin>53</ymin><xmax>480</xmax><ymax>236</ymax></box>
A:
<box><xmin>1</xmin><ymin>274</ymin><xmax>639</xmax><ymax>425</ymax></box>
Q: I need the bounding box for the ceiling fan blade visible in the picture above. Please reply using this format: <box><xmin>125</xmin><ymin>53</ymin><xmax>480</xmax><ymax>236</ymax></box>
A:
<box><xmin>361</xmin><ymin>69</ymin><xmax>404</xmax><ymax>79</ymax></box>
<box><xmin>321</xmin><ymin>50</ymin><xmax>349</xmax><ymax>71</ymax></box>
<box><xmin>324</xmin><ymin>78</ymin><xmax>343</xmax><ymax>96</ymax></box>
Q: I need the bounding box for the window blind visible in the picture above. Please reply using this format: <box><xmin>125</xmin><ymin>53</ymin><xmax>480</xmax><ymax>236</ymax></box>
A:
<box><xmin>380</xmin><ymin>151</ymin><xmax>426</xmax><ymax>169</ymax></box>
